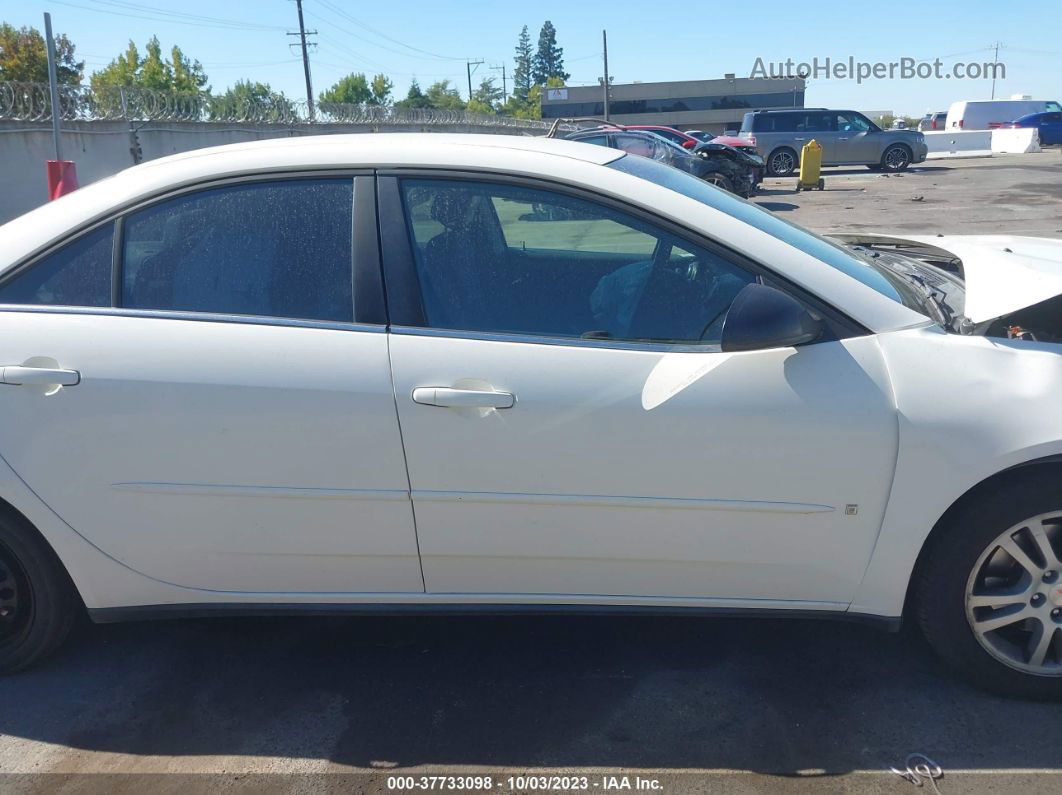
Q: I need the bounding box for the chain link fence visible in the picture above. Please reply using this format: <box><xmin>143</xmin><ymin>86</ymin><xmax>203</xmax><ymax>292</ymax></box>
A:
<box><xmin>0</xmin><ymin>81</ymin><xmax>553</xmax><ymax>130</ymax></box>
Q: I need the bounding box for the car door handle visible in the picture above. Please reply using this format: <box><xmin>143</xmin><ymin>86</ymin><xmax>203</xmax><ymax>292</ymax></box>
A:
<box><xmin>0</xmin><ymin>366</ymin><xmax>80</xmax><ymax>386</ymax></box>
<box><xmin>837</xmin><ymin>136</ymin><xmax>849</xmax><ymax>140</ymax></box>
<box><xmin>794</xmin><ymin>137</ymin><xmax>805</xmax><ymax>141</ymax></box>
<box><xmin>0</xmin><ymin>365</ymin><xmax>79</xmax><ymax>388</ymax></box>
<box><xmin>412</xmin><ymin>387</ymin><xmax>514</xmax><ymax>409</ymax></box>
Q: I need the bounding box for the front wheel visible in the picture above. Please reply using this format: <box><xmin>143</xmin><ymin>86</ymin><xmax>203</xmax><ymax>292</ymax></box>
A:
<box><xmin>0</xmin><ymin>512</ymin><xmax>78</xmax><ymax>674</ymax></box>
<box><xmin>880</xmin><ymin>144</ymin><xmax>912</xmax><ymax>172</ymax></box>
<box><xmin>914</xmin><ymin>475</ymin><xmax>1062</xmax><ymax>699</ymax></box>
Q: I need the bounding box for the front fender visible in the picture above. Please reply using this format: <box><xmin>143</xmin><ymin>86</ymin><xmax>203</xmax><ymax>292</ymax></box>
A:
<box><xmin>851</xmin><ymin>327</ymin><xmax>1062</xmax><ymax>616</ymax></box>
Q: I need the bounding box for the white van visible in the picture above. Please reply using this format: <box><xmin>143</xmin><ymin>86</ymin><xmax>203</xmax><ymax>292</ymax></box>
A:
<box><xmin>946</xmin><ymin>99</ymin><xmax>1062</xmax><ymax>130</ymax></box>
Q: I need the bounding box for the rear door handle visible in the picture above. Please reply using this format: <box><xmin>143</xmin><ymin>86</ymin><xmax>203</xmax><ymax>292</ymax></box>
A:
<box><xmin>412</xmin><ymin>387</ymin><xmax>514</xmax><ymax>409</ymax></box>
<box><xmin>1</xmin><ymin>366</ymin><xmax>80</xmax><ymax>386</ymax></box>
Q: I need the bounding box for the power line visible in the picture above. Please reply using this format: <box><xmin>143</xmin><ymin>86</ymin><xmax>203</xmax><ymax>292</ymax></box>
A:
<box><xmin>51</xmin><ymin>0</ymin><xmax>285</xmax><ymax>32</ymax></box>
<box><xmin>314</xmin><ymin>0</ymin><xmax>467</xmax><ymax>61</ymax></box>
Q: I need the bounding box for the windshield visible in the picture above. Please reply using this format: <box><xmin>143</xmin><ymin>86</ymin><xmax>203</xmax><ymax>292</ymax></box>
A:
<box><xmin>606</xmin><ymin>154</ymin><xmax>926</xmax><ymax>312</ymax></box>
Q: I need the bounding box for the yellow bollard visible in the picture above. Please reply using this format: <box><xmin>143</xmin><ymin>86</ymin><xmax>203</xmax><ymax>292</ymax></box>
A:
<box><xmin>796</xmin><ymin>139</ymin><xmax>825</xmax><ymax>192</ymax></box>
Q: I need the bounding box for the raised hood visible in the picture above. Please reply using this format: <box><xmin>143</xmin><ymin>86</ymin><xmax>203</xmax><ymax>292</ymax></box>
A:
<box><xmin>829</xmin><ymin>234</ymin><xmax>1062</xmax><ymax>323</ymax></box>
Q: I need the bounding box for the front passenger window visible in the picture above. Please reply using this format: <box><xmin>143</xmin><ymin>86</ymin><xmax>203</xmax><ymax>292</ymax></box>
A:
<box><xmin>398</xmin><ymin>179</ymin><xmax>756</xmax><ymax>345</ymax></box>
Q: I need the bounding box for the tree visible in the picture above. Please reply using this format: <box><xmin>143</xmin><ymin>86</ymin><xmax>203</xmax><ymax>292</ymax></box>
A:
<box><xmin>425</xmin><ymin>79</ymin><xmax>465</xmax><ymax>111</ymax></box>
<box><xmin>208</xmin><ymin>80</ymin><xmax>294</xmax><ymax>122</ymax></box>
<box><xmin>466</xmin><ymin>77</ymin><xmax>503</xmax><ymax>114</ymax></box>
<box><xmin>370</xmin><ymin>73</ymin><xmax>393</xmax><ymax>106</ymax></box>
<box><xmin>0</xmin><ymin>23</ymin><xmax>83</xmax><ymax>84</ymax></box>
<box><xmin>394</xmin><ymin>78</ymin><xmax>431</xmax><ymax>109</ymax></box>
<box><xmin>319</xmin><ymin>72</ymin><xmax>372</xmax><ymax>105</ymax></box>
<box><xmin>532</xmin><ymin>20</ymin><xmax>568</xmax><ymax>85</ymax></box>
<box><xmin>91</xmin><ymin>36</ymin><xmax>207</xmax><ymax>92</ymax></box>
<box><xmin>512</xmin><ymin>25</ymin><xmax>532</xmax><ymax>103</ymax></box>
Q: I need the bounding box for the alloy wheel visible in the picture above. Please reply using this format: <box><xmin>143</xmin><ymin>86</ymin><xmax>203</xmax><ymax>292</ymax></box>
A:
<box><xmin>770</xmin><ymin>151</ymin><xmax>795</xmax><ymax>175</ymax></box>
<box><xmin>884</xmin><ymin>146</ymin><xmax>910</xmax><ymax>170</ymax></box>
<box><xmin>965</xmin><ymin>511</ymin><xmax>1062</xmax><ymax>675</ymax></box>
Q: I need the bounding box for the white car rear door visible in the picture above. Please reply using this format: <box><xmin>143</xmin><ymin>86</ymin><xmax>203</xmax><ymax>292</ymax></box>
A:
<box><xmin>0</xmin><ymin>175</ymin><xmax>423</xmax><ymax>595</ymax></box>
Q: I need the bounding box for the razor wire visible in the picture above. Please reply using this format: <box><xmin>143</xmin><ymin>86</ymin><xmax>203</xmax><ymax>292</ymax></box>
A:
<box><xmin>0</xmin><ymin>82</ymin><xmax>554</xmax><ymax>130</ymax></box>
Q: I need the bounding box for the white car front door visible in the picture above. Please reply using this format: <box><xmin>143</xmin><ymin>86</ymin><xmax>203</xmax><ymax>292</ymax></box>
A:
<box><xmin>0</xmin><ymin>176</ymin><xmax>423</xmax><ymax>595</ymax></box>
<box><xmin>380</xmin><ymin>175</ymin><xmax>899</xmax><ymax>607</ymax></box>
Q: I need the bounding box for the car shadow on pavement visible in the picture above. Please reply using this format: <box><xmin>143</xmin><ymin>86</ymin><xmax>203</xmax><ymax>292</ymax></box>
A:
<box><xmin>1</xmin><ymin>614</ymin><xmax>1059</xmax><ymax>775</ymax></box>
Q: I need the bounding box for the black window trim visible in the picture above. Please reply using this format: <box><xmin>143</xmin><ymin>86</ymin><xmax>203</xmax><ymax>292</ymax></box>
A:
<box><xmin>0</xmin><ymin>169</ymin><xmax>387</xmax><ymax>331</ymax></box>
<box><xmin>376</xmin><ymin>167</ymin><xmax>868</xmax><ymax>350</ymax></box>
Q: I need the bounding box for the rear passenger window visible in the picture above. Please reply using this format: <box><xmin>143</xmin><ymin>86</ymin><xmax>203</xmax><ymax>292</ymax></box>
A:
<box><xmin>0</xmin><ymin>222</ymin><xmax>113</xmax><ymax>307</ymax></box>
<box><xmin>121</xmin><ymin>179</ymin><xmax>354</xmax><ymax>322</ymax></box>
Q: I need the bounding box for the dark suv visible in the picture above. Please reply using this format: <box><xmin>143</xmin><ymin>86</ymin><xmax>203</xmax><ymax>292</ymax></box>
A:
<box><xmin>740</xmin><ymin>109</ymin><xmax>928</xmax><ymax>176</ymax></box>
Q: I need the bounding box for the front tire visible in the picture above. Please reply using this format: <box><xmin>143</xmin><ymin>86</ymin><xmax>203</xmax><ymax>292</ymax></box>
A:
<box><xmin>880</xmin><ymin>144</ymin><xmax>912</xmax><ymax>172</ymax></box>
<box><xmin>0</xmin><ymin>512</ymin><xmax>77</xmax><ymax>674</ymax></box>
<box><xmin>913</xmin><ymin>475</ymin><xmax>1062</xmax><ymax>699</ymax></box>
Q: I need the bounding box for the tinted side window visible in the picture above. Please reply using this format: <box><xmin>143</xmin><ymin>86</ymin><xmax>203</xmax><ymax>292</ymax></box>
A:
<box><xmin>122</xmin><ymin>179</ymin><xmax>353</xmax><ymax>322</ymax></box>
<box><xmin>0</xmin><ymin>222</ymin><xmax>113</xmax><ymax>307</ymax></box>
<box><xmin>802</xmin><ymin>113</ymin><xmax>834</xmax><ymax>132</ymax></box>
<box><xmin>399</xmin><ymin>179</ymin><xmax>755</xmax><ymax>345</ymax></box>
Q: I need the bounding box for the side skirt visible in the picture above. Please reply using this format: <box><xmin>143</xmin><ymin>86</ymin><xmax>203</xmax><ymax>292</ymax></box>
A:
<box><xmin>89</xmin><ymin>602</ymin><xmax>902</xmax><ymax>632</ymax></box>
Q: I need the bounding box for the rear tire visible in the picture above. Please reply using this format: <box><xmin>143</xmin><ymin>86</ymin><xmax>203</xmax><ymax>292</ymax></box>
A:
<box><xmin>766</xmin><ymin>147</ymin><xmax>798</xmax><ymax>177</ymax></box>
<box><xmin>700</xmin><ymin>172</ymin><xmax>734</xmax><ymax>194</ymax></box>
<box><xmin>0</xmin><ymin>512</ymin><xmax>77</xmax><ymax>674</ymax></box>
<box><xmin>913</xmin><ymin>475</ymin><xmax>1062</xmax><ymax>699</ymax></box>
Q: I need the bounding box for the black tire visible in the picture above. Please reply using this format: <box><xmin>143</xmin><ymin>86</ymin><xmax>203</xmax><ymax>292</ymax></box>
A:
<box><xmin>766</xmin><ymin>147</ymin><xmax>798</xmax><ymax>177</ymax></box>
<box><xmin>0</xmin><ymin>511</ymin><xmax>77</xmax><ymax>674</ymax></box>
<box><xmin>700</xmin><ymin>172</ymin><xmax>734</xmax><ymax>194</ymax></box>
<box><xmin>880</xmin><ymin>144</ymin><xmax>912</xmax><ymax>172</ymax></box>
<box><xmin>913</xmin><ymin>474</ymin><xmax>1062</xmax><ymax>699</ymax></box>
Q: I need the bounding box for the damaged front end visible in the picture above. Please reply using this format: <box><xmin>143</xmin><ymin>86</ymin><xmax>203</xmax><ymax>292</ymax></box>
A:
<box><xmin>830</xmin><ymin>234</ymin><xmax>1062</xmax><ymax>344</ymax></box>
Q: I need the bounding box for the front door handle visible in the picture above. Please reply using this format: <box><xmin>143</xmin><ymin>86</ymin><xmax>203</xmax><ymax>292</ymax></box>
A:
<box><xmin>412</xmin><ymin>387</ymin><xmax>514</xmax><ymax>409</ymax></box>
<box><xmin>1</xmin><ymin>366</ymin><xmax>80</xmax><ymax>386</ymax></box>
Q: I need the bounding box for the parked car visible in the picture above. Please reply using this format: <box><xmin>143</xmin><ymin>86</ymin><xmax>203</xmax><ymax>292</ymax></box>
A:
<box><xmin>622</xmin><ymin>125</ymin><xmax>700</xmax><ymax>149</ymax></box>
<box><xmin>1005</xmin><ymin>111</ymin><xmax>1062</xmax><ymax>146</ymax></box>
<box><xmin>2</xmin><ymin>134</ymin><xmax>1062</xmax><ymax>699</ymax></box>
<box><xmin>740</xmin><ymin>109</ymin><xmax>929</xmax><ymax>176</ymax></box>
<box><xmin>946</xmin><ymin>99</ymin><xmax>1062</xmax><ymax>130</ymax></box>
<box><xmin>918</xmin><ymin>111</ymin><xmax>948</xmax><ymax>132</ymax></box>
<box><xmin>890</xmin><ymin>119</ymin><xmax>908</xmax><ymax>130</ymax></box>
<box><xmin>565</xmin><ymin>127</ymin><xmax>757</xmax><ymax>197</ymax></box>
<box><xmin>695</xmin><ymin>141</ymin><xmax>765</xmax><ymax>189</ymax></box>
<box><xmin>687</xmin><ymin>131</ymin><xmax>761</xmax><ymax>156</ymax></box>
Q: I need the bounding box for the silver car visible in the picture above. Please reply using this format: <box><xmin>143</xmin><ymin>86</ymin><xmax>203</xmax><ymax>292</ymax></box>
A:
<box><xmin>740</xmin><ymin>109</ymin><xmax>929</xmax><ymax>176</ymax></box>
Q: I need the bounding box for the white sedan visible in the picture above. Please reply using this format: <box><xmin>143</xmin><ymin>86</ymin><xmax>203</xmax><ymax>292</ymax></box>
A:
<box><xmin>0</xmin><ymin>135</ymin><xmax>1060</xmax><ymax>698</ymax></box>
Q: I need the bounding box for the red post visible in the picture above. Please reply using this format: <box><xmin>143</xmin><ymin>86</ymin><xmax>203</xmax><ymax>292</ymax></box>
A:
<box><xmin>46</xmin><ymin>160</ymin><xmax>79</xmax><ymax>200</ymax></box>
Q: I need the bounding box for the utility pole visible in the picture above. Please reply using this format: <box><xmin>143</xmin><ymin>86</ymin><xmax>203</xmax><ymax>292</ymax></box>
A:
<box><xmin>990</xmin><ymin>41</ymin><xmax>1003</xmax><ymax>99</ymax></box>
<box><xmin>466</xmin><ymin>60</ymin><xmax>485</xmax><ymax>102</ymax></box>
<box><xmin>288</xmin><ymin>0</ymin><xmax>317</xmax><ymax>120</ymax></box>
<box><xmin>491</xmin><ymin>63</ymin><xmax>507</xmax><ymax>102</ymax></box>
<box><xmin>43</xmin><ymin>12</ymin><xmax>63</xmax><ymax>161</ymax></box>
<box><xmin>601</xmin><ymin>30</ymin><xmax>610</xmax><ymax>121</ymax></box>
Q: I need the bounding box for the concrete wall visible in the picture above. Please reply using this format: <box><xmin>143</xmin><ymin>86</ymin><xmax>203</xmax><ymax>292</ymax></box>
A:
<box><xmin>0</xmin><ymin>120</ymin><xmax>528</xmax><ymax>224</ymax></box>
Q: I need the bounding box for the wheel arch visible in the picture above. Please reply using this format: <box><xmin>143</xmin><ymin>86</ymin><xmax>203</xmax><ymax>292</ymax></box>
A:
<box><xmin>903</xmin><ymin>455</ymin><xmax>1062</xmax><ymax>616</ymax></box>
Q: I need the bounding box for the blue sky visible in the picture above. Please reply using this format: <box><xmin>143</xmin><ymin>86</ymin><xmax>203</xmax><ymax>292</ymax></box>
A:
<box><xmin>6</xmin><ymin>0</ymin><xmax>1061</xmax><ymax>115</ymax></box>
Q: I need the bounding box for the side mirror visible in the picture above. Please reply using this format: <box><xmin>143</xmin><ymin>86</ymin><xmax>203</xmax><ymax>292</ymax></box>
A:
<box><xmin>721</xmin><ymin>283</ymin><xmax>824</xmax><ymax>352</ymax></box>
